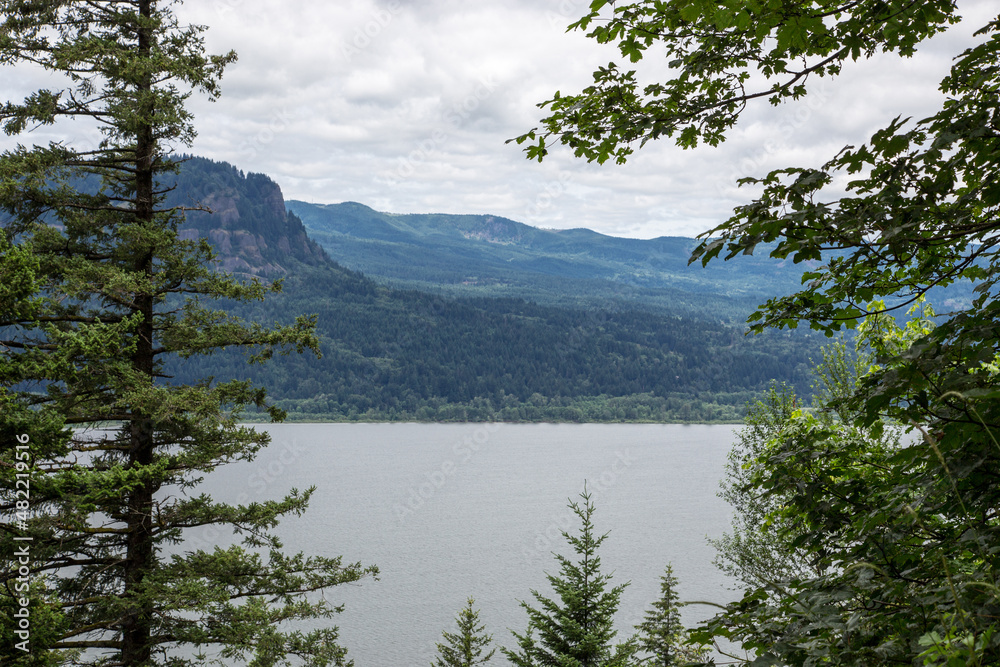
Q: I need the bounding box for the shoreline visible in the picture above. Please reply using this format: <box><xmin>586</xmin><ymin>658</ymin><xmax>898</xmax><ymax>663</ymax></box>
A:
<box><xmin>241</xmin><ymin>417</ymin><xmax>745</xmax><ymax>426</ymax></box>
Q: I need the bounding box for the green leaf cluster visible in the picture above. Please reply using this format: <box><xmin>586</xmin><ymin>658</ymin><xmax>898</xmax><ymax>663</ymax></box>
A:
<box><xmin>529</xmin><ymin>2</ymin><xmax>1000</xmax><ymax>664</ymax></box>
<box><xmin>514</xmin><ymin>0</ymin><xmax>959</xmax><ymax>162</ymax></box>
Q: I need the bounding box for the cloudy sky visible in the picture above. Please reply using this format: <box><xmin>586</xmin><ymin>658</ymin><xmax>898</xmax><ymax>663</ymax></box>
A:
<box><xmin>4</xmin><ymin>0</ymin><xmax>998</xmax><ymax>238</ymax></box>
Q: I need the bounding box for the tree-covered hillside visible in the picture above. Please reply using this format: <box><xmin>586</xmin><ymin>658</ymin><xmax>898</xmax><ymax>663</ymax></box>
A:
<box><xmin>167</xmin><ymin>158</ymin><xmax>822</xmax><ymax>422</ymax></box>
<box><xmin>288</xmin><ymin>199</ymin><xmax>812</xmax><ymax>320</ymax></box>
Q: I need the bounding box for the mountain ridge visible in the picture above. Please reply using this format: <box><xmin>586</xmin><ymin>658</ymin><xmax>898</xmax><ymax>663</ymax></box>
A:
<box><xmin>286</xmin><ymin>199</ymin><xmax>812</xmax><ymax>320</ymax></box>
<box><xmin>164</xmin><ymin>157</ymin><xmax>822</xmax><ymax>422</ymax></box>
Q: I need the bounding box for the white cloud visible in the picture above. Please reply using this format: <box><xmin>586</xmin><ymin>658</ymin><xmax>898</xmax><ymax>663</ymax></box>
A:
<box><xmin>1</xmin><ymin>0</ymin><xmax>994</xmax><ymax>238</ymax></box>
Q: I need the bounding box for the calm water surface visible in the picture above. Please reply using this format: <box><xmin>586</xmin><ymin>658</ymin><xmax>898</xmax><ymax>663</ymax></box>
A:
<box><xmin>192</xmin><ymin>423</ymin><xmax>740</xmax><ymax>666</ymax></box>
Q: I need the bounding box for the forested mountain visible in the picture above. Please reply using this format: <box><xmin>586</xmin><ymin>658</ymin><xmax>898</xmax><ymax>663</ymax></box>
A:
<box><xmin>166</xmin><ymin>158</ymin><xmax>823</xmax><ymax>422</ymax></box>
<box><xmin>287</xmin><ymin>199</ymin><xmax>815</xmax><ymax>320</ymax></box>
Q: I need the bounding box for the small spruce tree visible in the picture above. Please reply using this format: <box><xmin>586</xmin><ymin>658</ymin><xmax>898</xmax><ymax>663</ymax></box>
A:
<box><xmin>432</xmin><ymin>597</ymin><xmax>495</xmax><ymax>667</ymax></box>
<box><xmin>635</xmin><ymin>565</ymin><xmax>707</xmax><ymax>666</ymax></box>
<box><xmin>503</xmin><ymin>490</ymin><xmax>637</xmax><ymax>667</ymax></box>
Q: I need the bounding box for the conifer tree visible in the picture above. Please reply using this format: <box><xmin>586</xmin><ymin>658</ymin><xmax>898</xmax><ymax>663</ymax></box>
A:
<box><xmin>432</xmin><ymin>598</ymin><xmax>495</xmax><ymax>667</ymax></box>
<box><xmin>0</xmin><ymin>2</ymin><xmax>374</xmax><ymax>665</ymax></box>
<box><xmin>503</xmin><ymin>491</ymin><xmax>637</xmax><ymax>667</ymax></box>
<box><xmin>635</xmin><ymin>565</ymin><xmax>706</xmax><ymax>667</ymax></box>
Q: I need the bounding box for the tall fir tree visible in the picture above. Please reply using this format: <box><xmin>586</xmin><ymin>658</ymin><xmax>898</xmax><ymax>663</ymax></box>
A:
<box><xmin>432</xmin><ymin>598</ymin><xmax>495</xmax><ymax>667</ymax></box>
<box><xmin>503</xmin><ymin>491</ymin><xmax>637</xmax><ymax>667</ymax></box>
<box><xmin>0</xmin><ymin>2</ymin><xmax>374</xmax><ymax>665</ymax></box>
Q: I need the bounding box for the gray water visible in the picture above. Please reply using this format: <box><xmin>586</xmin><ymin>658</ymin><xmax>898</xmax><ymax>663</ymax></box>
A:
<box><xmin>187</xmin><ymin>423</ymin><xmax>741</xmax><ymax>666</ymax></box>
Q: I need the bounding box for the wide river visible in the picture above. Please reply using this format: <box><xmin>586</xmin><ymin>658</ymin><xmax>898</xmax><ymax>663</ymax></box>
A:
<box><xmin>190</xmin><ymin>423</ymin><xmax>742</xmax><ymax>666</ymax></box>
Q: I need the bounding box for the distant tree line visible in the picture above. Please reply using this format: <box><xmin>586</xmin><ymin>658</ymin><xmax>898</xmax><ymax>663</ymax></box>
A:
<box><xmin>166</xmin><ymin>259</ymin><xmax>820</xmax><ymax>422</ymax></box>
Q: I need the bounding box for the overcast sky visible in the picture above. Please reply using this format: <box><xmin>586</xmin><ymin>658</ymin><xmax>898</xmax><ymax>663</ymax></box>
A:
<box><xmin>4</xmin><ymin>1</ymin><xmax>997</xmax><ymax>238</ymax></box>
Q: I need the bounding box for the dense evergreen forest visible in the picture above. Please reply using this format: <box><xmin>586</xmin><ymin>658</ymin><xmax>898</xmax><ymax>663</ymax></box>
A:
<box><xmin>165</xmin><ymin>157</ymin><xmax>822</xmax><ymax>422</ymax></box>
